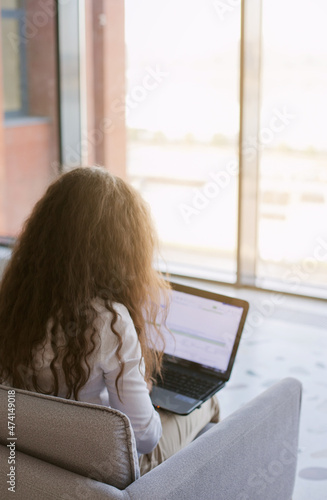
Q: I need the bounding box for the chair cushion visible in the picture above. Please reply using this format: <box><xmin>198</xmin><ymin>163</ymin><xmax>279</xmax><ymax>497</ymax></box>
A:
<box><xmin>0</xmin><ymin>384</ymin><xmax>140</xmax><ymax>489</ymax></box>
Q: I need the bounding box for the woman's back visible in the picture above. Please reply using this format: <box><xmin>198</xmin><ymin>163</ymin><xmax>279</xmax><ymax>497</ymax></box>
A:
<box><xmin>0</xmin><ymin>166</ymin><xmax>219</xmax><ymax>471</ymax></box>
<box><xmin>0</xmin><ymin>167</ymin><xmax>170</xmax><ymax>453</ymax></box>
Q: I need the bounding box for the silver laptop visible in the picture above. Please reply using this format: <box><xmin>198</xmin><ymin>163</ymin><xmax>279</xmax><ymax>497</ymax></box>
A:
<box><xmin>150</xmin><ymin>282</ymin><xmax>249</xmax><ymax>415</ymax></box>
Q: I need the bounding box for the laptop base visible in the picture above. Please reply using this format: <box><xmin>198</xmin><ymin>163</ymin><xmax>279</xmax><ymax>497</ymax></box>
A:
<box><xmin>151</xmin><ymin>382</ymin><xmax>225</xmax><ymax>415</ymax></box>
<box><xmin>151</xmin><ymin>386</ymin><xmax>202</xmax><ymax>415</ymax></box>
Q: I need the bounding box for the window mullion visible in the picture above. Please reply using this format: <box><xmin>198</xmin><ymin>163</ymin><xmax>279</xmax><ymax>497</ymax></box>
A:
<box><xmin>57</xmin><ymin>0</ymin><xmax>82</xmax><ymax>168</ymax></box>
<box><xmin>237</xmin><ymin>0</ymin><xmax>263</xmax><ymax>286</ymax></box>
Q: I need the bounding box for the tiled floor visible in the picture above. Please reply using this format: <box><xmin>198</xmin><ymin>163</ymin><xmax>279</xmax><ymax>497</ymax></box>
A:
<box><xmin>186</xmin><ymin>282</ymin><xmax>327</xmax><ymax>500</ymax></box>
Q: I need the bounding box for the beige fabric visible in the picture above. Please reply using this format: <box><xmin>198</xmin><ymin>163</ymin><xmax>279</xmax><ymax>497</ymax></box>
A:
<box><xmin>139</xmin><ymin>395</ymin><xmax>220</xmax><ymax>475</ymax></box>
<box><xmin>0</xmin><ymin>384</ymin><xmax>140</xmax><ymax>490</ymax></box>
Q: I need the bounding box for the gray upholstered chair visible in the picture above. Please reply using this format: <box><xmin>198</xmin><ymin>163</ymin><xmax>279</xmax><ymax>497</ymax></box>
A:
<box><xmin>0</xmin><ymin>378</ymin><xmax>302</xmax><ymax>499</ymax></box>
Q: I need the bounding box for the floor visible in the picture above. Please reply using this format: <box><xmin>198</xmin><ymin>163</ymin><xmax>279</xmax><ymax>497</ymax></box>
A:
<box><xmin>177</xmin><ymin>280</ymin><xmax>327</xmax><ymax>500</ymax></box>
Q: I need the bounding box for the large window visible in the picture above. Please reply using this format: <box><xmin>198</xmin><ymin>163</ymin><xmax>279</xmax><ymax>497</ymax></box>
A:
<box><xmin>257</xmin><ymin>0</ymin><xmax>327</xmax><ymax>296</ymax></box>
<box><xmin>125</xmin><ymin>0</ymin><xmax>327</xmax><ymax>298</ymax></box>
<box><xmin>125</xmin><ymin>0</ymin><xmax>240</xmax><ymax>281</ymax></box>
<box><xmin>1</xmin><ymin>1</ymin><xmax>326</xmax><ymax>299</ymax></box>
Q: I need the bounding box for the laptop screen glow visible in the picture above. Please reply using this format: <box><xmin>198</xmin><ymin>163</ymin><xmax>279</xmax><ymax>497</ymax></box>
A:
<box><xmin>154</xmin><ymin>290</ymin><xmax>244</xmax><ymax>373</ymax></box>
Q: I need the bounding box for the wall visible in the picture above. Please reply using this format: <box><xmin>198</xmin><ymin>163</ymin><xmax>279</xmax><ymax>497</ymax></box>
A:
<box><xmin>0</xmin><ymin>0</ymin><xmax>126</xmax><ymax>235</ymax></box>
<box><xmin>3</xmin><ymin>120</ymin><xmax>52</xmax><ymax>233</ymax></box>
<box><xmin>0</xmin><ymin>0</ymin><xmax>59</xmax><ymax>236</ymax></box>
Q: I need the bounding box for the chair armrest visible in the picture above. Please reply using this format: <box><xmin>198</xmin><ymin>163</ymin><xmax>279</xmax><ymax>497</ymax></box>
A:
<box><xmin>125</xmin><ymin>378</ymin><xmax>302</xmax><ymax>500</ymax></box>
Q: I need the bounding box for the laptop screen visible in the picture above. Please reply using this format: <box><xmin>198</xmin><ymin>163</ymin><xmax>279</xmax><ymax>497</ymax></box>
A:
<box><xmin>153</xmin><ymin>288</ymin><xmax>245</xmax><ymax>375</ymax></box>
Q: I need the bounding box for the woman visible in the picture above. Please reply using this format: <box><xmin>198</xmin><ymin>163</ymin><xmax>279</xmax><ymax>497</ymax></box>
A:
<box><xmin>0</xmin><ymin>166</ymin><xmax>219</xmax><ymax>474</ymax></box>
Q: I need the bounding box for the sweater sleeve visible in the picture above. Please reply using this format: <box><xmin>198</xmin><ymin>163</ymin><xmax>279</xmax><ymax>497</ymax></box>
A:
<box><xmin>99</xmin><ymin>303</ymin><xmax>162</xmax><ymax>455</ymax></box>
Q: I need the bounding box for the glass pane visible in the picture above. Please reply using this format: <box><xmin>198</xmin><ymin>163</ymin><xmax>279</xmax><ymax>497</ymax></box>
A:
<box><xmin>258</xmin><ymin>0</ymin><xmax>327</xmax><ymax>295</ymax></box>
<box><xmin>125</xmin><ymin>0</ymin><xmax>240</xmax><ymax>279</ymax></box>
<box><xmin>1</xmin><ymin>18</ymin><xmax>22</xmax><ymax>112</ymax></box>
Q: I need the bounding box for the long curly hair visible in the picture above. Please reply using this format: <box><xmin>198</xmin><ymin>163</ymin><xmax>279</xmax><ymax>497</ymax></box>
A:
<box><xmin>0</xmin><ymin>166</ymin><xmax>170</xmax><ymax>400</ymax></box>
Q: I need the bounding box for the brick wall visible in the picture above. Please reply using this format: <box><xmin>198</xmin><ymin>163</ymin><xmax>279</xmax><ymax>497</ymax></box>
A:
<box><xmin>0</xmin><ymin>0</ymin><xmax>126</xmax><ymax>235</ymax></box>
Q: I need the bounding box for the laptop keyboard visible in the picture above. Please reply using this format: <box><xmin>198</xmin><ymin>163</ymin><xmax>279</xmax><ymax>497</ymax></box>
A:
<box><xmin>157</xmin><ymin>370</ymin><xmax>217</xmax><ymax>400</ymax></box>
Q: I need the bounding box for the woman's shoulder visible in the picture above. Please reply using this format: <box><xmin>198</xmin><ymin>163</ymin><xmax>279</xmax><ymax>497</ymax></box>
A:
<box><xmin>93</xmin><ymin>298</ymin><xmax>130</xmax><ymax>320</ymax></box>
<box><xmin>92</xmin><ymin>298</ymin><xmax>135</xmax><ymax>337</ymax></box>
<box><xmin>92</xmin><ymin>298</ymin><xmax>141</xmax><ymax>361</ymax></box>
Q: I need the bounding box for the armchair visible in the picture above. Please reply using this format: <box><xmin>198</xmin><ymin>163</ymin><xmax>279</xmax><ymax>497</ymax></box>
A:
<box><xmin>0</xmin><ymin>378</ymin><xmax>302</xmax><ymax>499</ymax></box>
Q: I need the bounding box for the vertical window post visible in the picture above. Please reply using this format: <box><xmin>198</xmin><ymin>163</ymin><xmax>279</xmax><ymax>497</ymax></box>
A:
<box><xmin>237</xmin><ymin>0</ymin><xmax>263</xmax><ymax>286</ymax></box>
<box><xmin>57</xmin><ymin>0</ymin><xmax>82</xmax><ymax>168</ymax></box>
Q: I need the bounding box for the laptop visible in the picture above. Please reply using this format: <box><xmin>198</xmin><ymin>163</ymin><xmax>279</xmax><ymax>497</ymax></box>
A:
<box><xmin>150</xmin><ymin>282</ymin><xmax>249</xmax><ymax>415</ymax></box>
